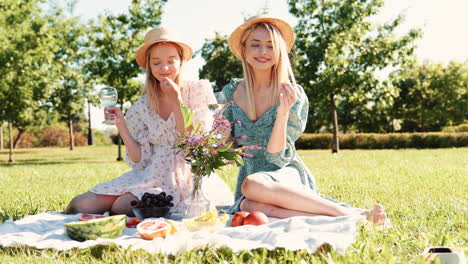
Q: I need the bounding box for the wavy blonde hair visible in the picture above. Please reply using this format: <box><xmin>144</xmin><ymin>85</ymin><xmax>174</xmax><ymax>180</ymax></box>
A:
<box><xmin>144</xmin><ymin>42</ymin><xmax>186</xmax><ymax>114</ymax></box>
<box><xmin>239</xmin><ymin>23</ymin><xmax>296</xmax><ymax>121</ymax></box>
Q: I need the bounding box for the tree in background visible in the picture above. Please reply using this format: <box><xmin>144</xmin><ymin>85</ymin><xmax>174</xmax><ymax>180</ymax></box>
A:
<box><xmin>288</xmin><ymin>0</ymin><xmax>421</xmax><ymax>153</ymax></box>
<box><xmin>198</xmin><ymin>32</ymin><xmax>242</xmax><ymax>91</ymax></box>
<box><xmin>391</xmin><ymin>61</ymin><xmax>468</xmax><ymax>132</ymax></box>
<box><xmin>48</xmin><ymin>5</ymin><xmax>90</xmax><ymax>151</ymax></box>
<box><xmin>84</xmin><ymin>0</ymin><xmax>167</xmax><ymax>160</ymax></box>
<box><xmin>0</xmin><ymin>0</ymin><xmax>60</xmax><ymax>162</ymax></box>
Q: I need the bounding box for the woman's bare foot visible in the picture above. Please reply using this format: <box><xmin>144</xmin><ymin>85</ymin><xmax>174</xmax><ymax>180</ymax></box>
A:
<box><xmin>363</xmin><ymin>204</ymin><xmax>387</xmax><ymax>225</ymax></box>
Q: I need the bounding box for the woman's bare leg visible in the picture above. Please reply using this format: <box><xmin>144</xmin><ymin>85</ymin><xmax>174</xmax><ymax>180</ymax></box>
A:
<box><xmin>241</xmin><ymin>174</ymin><xmax>353</xmax><ymax>217</ymax></box>
<box><xmin>241</xmin><ymin>173</ymin><xmax>387</xmax><ymax>224</ymax></box>
<box><xmin>64</xmin><ymin>192</ymin><xmax>118</xmax><ymax>214</ymax></box>
<box><xmin>240</xmin><ymin>199</ymin><xmax>320</xmax><ymax>218</ymax></box>
<box><xmin>241</xmin><ymin>198</ymin><xmax>387</xmax><ymax>224</ymax></box>
<box><xmin>110</xmin><ymin>193</ymin><xmax>138</xmax><ymax>216</ymax></box>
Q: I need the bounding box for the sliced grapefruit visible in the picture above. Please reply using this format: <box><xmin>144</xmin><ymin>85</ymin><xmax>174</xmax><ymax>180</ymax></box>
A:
<box><xmin>136</xmin><ymin>219</ymin><xmax>172</xmax><ymax>240</ymax></box>
<box><xmin>78</xmin><ymin>213</ymin><xmax>107</xmax><ymax>221</ymax></box>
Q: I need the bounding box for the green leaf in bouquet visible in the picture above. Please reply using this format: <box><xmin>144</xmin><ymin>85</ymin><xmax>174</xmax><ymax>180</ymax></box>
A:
<box><xmin>212</xmin><ymin>160</ymin><xmax>226</xmax><ymax>168</ymax></box>
<box><xmin>192</xmin><ymin>122</ymin><xmax>201</xmax><ymax>133</ymax></box>
<box><xmin>191</xmin><ymin>160</ymin><xmax>202</xmax><ymax>166</ymax></box>
<box><xmin>204</xmin><ymin>166</ymin><xmax>213</xmax><ymax>176</ymax></box>
<box><xmin>220</xmin><ymin>151</ymin><xmax>236</xmax><ymax>160</ymax></box>
<box><xmin>234</xmin><ymin>155</ymin><xmax>244</xmax><ymax>166</ymax></box>
<box><xmin>180</xmin><ymin>104</ymin><xmax>193</xmax><ymax>129</ymax></box>
<box><xmin>216</xmin><ymin>142</ymin><xmax>233</xmax><ymax>152</ymax></box>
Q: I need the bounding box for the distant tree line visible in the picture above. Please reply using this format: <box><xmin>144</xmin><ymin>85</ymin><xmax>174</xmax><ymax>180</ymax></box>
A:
<box><xmin>199</xmin><ymin>0</ymin><xmax>467</xmax><ymax>152</ymax></box>
<box><xmin>1</xmin><ymin>0</ymin><xmax>466</xmax><ymax>159</ymax></box>
<box><xmin>0</xmin><ymin>0</ymin><xmax>167</xmax><ymax>162</ymax></box>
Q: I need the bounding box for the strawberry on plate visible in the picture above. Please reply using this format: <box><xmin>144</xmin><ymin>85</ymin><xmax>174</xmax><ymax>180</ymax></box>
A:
<box><xmin>126</xmin><ymin>217</ymin><xmax>141</xmax><ymax>228</ymax></box>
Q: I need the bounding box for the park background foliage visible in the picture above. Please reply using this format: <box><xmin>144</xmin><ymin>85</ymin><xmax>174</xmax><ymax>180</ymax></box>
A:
<box><xmin>0</xmin><ymin>0</ymin><xmax>466</xmax><ymax>159</ymax></box>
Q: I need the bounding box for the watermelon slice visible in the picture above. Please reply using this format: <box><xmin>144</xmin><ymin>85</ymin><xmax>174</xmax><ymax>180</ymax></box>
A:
<box><xmin>78</xmin><ymin>213</ymin><xmax>107</xmax><ymax>221</ymax></box>
<box><xmin>65</xmin><ymin>215</ymin><xmax>126</xmax><ymax>242</ymax></box>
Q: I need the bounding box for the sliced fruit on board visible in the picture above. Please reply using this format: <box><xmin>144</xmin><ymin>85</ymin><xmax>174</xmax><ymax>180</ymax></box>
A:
<box><xmin>136</xmin><ymin>219</ymin><xmax>173</xmax><ymax>240</ymax></box>
<box><xmin>65</xmin><ymin>215</ymin><xmax>126</xmax><ymax>242</ymax></box>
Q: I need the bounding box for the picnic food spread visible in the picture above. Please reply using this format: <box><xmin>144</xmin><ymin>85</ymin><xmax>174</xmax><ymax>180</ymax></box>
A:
<box><xmin>66</xmin><ymin>208</ymin><xmax>260</xmax><ymax>242</ymax></box>
<box><xmin>65</xmin><ymin>215</ymin><xmax>126</xmax><ymax>242</ymax></box>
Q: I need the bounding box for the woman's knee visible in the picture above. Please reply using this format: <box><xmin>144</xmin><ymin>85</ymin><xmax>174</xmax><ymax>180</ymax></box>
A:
<box><xmin>110</xmin><ymin>193</ymin><xmax>138</xmax><ymax>216</ymax></box>
<box><xmin>66</xmin><ymin>192</ymin><xmax>97</xmax><ymax>213</ymax></box>
<box><xmin>241</xmin><ymin>173</ymin><xmax>270</xmax><ymax>197</ymax></box>
<box><xmin>66</xmin><ymin>192</ymin><xmax>115</xmax><ymax>214</ymax></box>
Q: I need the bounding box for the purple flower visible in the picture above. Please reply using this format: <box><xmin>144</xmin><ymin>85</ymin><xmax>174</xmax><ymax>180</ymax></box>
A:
<box><xmin>187</xmin><ymin>134</ymin><xmax>204</xmax><ymax>146</ymax></box>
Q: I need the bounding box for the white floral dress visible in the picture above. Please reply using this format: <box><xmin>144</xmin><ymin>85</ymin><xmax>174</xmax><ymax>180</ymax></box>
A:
<box><xmin>90</xmin><ymin>80</ymin><xmax>234</xmax><ymax>211</ymax></box>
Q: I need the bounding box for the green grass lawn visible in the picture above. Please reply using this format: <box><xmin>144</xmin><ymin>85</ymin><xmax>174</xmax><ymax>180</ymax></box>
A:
<box><xmin>0</xmin><ymin>146</ymin><xmax>466</xmax><ymax>263</ymax></box>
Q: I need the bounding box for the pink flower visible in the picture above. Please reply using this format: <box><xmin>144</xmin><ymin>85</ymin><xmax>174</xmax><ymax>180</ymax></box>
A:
<box><xmin>211</xmin><ymin>115</ymin><xmax>231</xmax><ymax>132</ymax></box>
<box><xmin>232</xmin><ymin>135</ymin><xmax>247</xmax><ymax>141</ymax></box>
<box><xmin>242</xmin><ymin>145</ymin><xmax>262</xmax><ymax>150</ymax></box>
<box><xmin>239</xmin><ymin>152</ymin><xmax>253</xmax><ymax>158</ymax></box>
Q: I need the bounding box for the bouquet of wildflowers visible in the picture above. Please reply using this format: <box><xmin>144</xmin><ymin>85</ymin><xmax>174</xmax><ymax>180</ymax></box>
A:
<box><xmin>175</xmin><ymin>103</ymin><xmax>260</xmax><ymax>188</ymax></box>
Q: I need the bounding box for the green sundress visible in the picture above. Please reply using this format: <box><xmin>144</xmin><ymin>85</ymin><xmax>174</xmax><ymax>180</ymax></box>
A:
<box><xmin>219</xmin><ymin>79</ymin><xmax>345</xmax><ymax>214</ymax></box>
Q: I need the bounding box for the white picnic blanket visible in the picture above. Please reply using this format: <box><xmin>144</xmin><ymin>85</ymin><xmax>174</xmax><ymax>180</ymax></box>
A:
<box><xmin>0</xmin><ymin>212</ymin><xmax>362</xmax><ymax>254</ymax></box>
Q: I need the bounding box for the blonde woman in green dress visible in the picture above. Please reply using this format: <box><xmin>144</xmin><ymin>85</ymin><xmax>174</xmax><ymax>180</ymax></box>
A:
<box><xmin>219</xmin><ymin>15</ymin><xmax>386</xmax><ymax>224</ymax></box>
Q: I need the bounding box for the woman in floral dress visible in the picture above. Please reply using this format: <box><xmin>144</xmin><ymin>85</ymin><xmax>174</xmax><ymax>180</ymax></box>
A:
<box><xmin>219</xmin><ymin>15</ymin><xmax>386</xmax><ymax>224</ymax></box>
<box><xmin>65</xmin><ymin>27</ymin><xmax>233</xmax><ymax>216</ymax></box>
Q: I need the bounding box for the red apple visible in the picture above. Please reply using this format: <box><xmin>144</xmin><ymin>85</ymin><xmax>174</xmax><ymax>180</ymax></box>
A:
<box><xmin>243</xmin><ymin>211</ymin><xmax>268</xmax><ymax>226</ymax></box>
<box><xmin>231</xmin><ymin>211</ymin><xmax>250</xmax><ymax>227</ymax></box>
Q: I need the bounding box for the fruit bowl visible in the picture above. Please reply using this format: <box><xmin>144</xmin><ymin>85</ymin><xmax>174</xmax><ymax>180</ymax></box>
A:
<box><xmin>133</xmin><ymin>206</ymin><xmax>170</xmax><ymax>220</ymax></box>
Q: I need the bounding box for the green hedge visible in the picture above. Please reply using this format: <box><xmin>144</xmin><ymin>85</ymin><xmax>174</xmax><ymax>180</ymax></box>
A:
<box><xmin>295</xmin><ymin>132</ymin><xmax>468</xmax><ymax>149</ymax></box>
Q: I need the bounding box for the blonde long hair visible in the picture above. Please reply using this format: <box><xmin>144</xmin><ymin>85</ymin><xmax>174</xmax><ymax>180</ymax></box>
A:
<box><xmin>144</xmin><ymin>42</ymin><xmax>186</xmax><ymax>114</ymax></box>
<box><xmin>240</xmin><ymin>23</ymin><xmax>296</xmax><ymax>121</ymax></box>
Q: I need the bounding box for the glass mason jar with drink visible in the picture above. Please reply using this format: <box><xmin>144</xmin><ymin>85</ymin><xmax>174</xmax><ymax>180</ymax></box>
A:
<box><xmin>99</xmin><ymin>87</ymin><xmax>118</xmax><ymax>125</ymax></box>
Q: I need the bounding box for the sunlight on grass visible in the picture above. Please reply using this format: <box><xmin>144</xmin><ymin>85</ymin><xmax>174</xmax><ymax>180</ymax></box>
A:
<box><xmin>0</xmin><ymin>146</ymin><xmax>466</xmax><ymax>263</ymax></box>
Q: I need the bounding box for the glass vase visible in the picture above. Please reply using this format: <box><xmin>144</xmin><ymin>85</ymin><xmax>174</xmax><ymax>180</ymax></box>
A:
<box><xmin>183</xmin><ymin>175</ymin><xmax>211</xmax><ymax>219</ymax></box>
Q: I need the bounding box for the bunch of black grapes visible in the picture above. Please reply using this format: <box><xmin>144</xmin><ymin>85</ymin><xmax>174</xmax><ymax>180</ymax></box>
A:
<box><xmin>132</xmin><ymin>192</ymin><xmax>174</xmax><ymax>208</ymax></box>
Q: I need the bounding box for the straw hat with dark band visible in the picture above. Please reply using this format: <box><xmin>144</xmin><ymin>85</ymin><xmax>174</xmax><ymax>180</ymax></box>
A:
<box><xmin>228</xmin><ymin>14</ymin><xmax>295</xmax><ymax>59</ymax></box>
<box><xmin>135</xmin><ymin>27</ymin><xmax>193</xmax><ymax>69</ymax></box>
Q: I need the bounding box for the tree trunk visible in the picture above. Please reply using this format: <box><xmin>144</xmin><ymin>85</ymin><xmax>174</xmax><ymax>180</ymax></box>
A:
<box><xmin>330</xmin><ymin>93</ymin><xmax>340</xmax><ymax>154</ymax></box>
<box><xmin>116</xmin><ymin>97</ymin><xmax>123</xmax><ymax>161</ymax></box>
<box><xmin>12</xmin><ymin>128</ymin><xmax>25</xmax><ymax>149</ymax></box>
<box><xmin>117</xmin><ymin>134</ymin><xmax>123</xmax><ymax>161</ymax></box>
<box><xmin>0</xmin><ymin>123</ymin><xmax>3</xmax><ymax>151</ymax></box>
<box><xmin>8</xmin><ymin>121</ymin><xmax>14</xmax><ymax>163</ymax></box>
<box><xmin>69</xmin><ymin>118</ymin><xmax>75</xmax><ymax>151</ymax></box>
<box><xmin>87</xmin><ymin>101</ymin><xmax>93</xmax><ymax>145</ymax></box>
